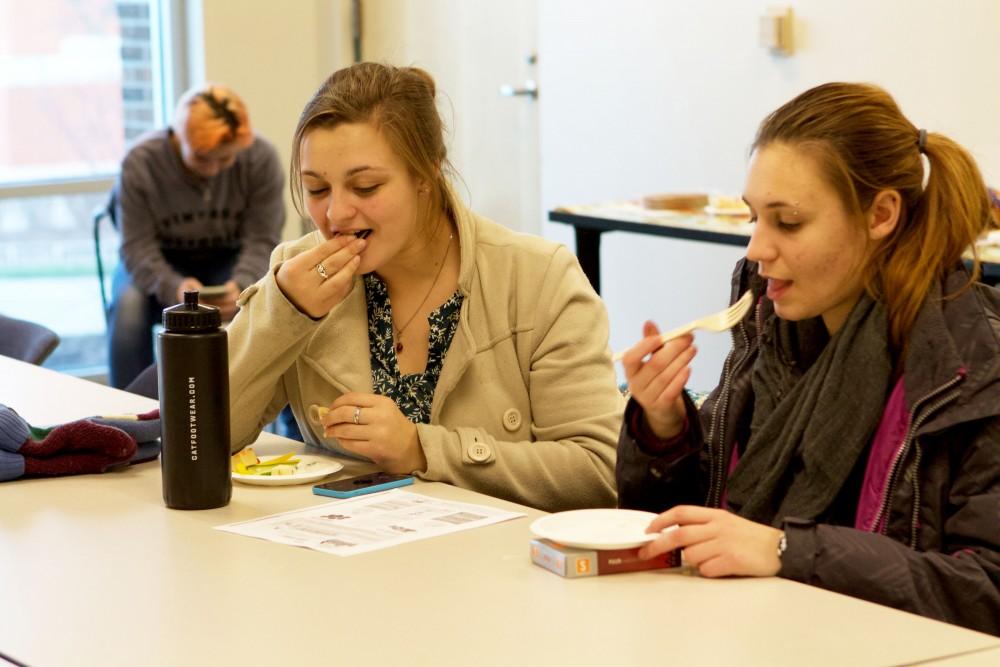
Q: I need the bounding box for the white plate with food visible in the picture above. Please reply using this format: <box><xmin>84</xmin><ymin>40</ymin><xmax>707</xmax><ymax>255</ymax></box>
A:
<box><xmin>231</xmin><ymin>448</ymin><xmax>343</xmax><ymax>486</ymax></box>
<box><xmin>529</xmin><ymin>509</ymin><xmax>661</xmax><ymax>550</ymax></box>
<box><xmin>198</xmin><ymin>284</ymin><xmax>229</xmax><ymax>298</ymax></box>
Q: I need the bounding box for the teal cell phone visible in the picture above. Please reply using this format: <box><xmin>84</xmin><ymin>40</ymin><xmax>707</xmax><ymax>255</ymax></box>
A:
<box><xmin>312</xmin><ymin>472</ymin><xmax>414</xmax><ymax>499</ymax></box>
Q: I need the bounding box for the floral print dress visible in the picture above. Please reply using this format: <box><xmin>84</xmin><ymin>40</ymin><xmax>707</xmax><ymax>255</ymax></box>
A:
<box><xmin>363</xmin><ymin>273</ymin><xmax>463</xmax><ymax>423</ymax></box>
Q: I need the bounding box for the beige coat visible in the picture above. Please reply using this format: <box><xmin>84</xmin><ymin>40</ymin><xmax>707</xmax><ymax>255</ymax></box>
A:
<box><xmin>227</xmin><ymin>195</ymin><xmax>623</xmax><ymax>511</ymax></box>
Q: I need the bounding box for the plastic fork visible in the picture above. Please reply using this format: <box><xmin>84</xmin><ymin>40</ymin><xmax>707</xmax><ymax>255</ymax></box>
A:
<box><xmin>612</xmin><ymin>290</ymin><xmax>754</xmax><ymax>363</ymax></box>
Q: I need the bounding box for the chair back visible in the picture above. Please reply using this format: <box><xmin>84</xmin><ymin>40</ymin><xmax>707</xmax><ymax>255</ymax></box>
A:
<box><xmin>93</xmin><ymin>190</ymin><xmax>118</xmax><ymax>321</ymax></box>
<box><xmin>124</xmin><ymin>363</ymin><xmax>159</xmax><ymax>400</ymax></box>
<box><xmin>0</xmin><ymin>313</ymin><xmax>60</xmax><ymax>365</ymax></box>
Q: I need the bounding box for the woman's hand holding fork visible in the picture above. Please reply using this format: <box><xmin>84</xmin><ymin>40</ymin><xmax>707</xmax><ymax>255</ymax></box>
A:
<box><xmin>621</xmin><ymin>321</ymin><xmax>697</xmax><ymax>440</ymax></box>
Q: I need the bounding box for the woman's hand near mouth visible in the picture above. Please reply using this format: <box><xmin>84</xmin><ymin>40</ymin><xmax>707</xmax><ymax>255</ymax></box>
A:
<box><xmin>276</xmin><ymin>234</ymin><xmax>366</xmax><ymax>318</ymax></box>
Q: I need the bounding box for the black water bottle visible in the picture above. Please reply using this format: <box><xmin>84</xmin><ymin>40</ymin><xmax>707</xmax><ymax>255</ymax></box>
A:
<box><xmin>157</xmin><ymin>290</ymin><xmax>231</xmax><ymax>509</ymax></box>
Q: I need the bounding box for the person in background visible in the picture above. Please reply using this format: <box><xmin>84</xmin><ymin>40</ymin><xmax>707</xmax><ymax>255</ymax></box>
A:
<box><xmin>617</xmin><ymin>82</ymin><xmax>1000</xmax><ymax>634</ymax></box>
<box><xmin>108</xmin><ymin>83</ymin><xmax>284</xmax><ymax>389</ymax></box>
<box><xmin>225</xmin><ymin>62</ymin><xmax>623</xmax><ymax>511</ymax></box>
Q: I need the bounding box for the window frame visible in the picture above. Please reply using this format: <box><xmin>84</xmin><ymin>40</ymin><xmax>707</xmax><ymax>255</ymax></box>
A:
<box><xmin>0</xmin><ymin>0</ymin><xmax>189</xmax><ymax>378</ymax></box>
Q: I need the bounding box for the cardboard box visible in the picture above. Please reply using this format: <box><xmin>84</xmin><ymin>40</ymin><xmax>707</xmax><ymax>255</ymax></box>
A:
<box><xmin>530</xmin><ymin>538</ymin><xmax>681</xmax><ymax>578</ymax></box>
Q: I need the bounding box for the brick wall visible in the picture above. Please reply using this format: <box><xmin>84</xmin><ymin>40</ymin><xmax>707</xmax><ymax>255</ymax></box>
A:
<box><xmin>118</xmin><ymin>0</ymin><xmax>156</xmax><ymax>142</ymax></box>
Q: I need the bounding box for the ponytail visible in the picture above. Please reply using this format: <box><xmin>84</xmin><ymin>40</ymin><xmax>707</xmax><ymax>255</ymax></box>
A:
<box><xmin>871</xmin><ymin>133</ymin><xmax>992</xmax><ymax>347</ymax></box>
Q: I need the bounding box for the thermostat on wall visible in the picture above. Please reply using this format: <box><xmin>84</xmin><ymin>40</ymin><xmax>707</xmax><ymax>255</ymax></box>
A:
<box><xmin>760</xmin><ymin>7</ymin><xmax>794</xmax><ymax>56</ymax></box>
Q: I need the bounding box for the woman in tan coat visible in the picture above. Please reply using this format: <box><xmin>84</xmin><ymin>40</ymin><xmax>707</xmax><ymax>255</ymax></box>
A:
<box><xmin>226</xmin><ymin>63</ymin><xmax>623</xmax><ymax>511</ymax></box>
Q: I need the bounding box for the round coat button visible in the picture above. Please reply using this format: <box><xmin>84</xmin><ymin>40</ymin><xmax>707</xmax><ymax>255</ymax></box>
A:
<box><xmin>468</xmin><ymin>441</ymin><xmax>492</xmax><ymax>462</ymax></box>
<box><xmin>502</xmin><ymin>408</ymin><xmax>522</xmax><ymax>432</ymax></box>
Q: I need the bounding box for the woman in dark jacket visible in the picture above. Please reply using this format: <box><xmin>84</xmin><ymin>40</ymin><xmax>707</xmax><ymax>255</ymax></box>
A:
<box><xmin>617</xmin><ymin>82</ymin><xmax>1000</xmax><ymax>635</ymax></box>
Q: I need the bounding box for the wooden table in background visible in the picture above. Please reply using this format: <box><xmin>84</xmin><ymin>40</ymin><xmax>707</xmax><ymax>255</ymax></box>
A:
<box><xmin>550</xmin><ymin>202</ymin><xmax>1000</xmax><ymax>294</ymax></box>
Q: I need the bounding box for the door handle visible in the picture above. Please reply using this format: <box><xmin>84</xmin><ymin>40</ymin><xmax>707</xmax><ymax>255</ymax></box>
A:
<box><xmin>499</xmin><ymin>79</ymin><xmax>538</xmax><ymax>100</ymax></box>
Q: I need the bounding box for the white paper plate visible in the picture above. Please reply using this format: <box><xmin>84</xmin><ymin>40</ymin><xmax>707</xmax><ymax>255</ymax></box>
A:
<box><xmin>232</xmin><ymin>455</ymin><xmax>343</xmax><ymax>486</ymax></box>
<box><xmin>704</xmin><ymin>205</ymin><xmax>751</xmax><ymax>217</ymax></box>
<box><xmin>530</xmin><ymin>509</ymin><xmax>660</xmax><ymax>549</ymax></box>
<box><xmin>198</xmin><ymin>284</ymin><xmax>228</xmax><ymax>298</ymax></box>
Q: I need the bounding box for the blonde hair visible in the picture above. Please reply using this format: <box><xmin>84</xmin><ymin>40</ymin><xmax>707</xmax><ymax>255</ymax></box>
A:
<box><xmin>290</xmin><ymin>62</ymin><xmax>453</xmax><ymax>228</ymax></box>
<box><xmin>173</xmin><ymin>84</ymin><xmax>253</xmax><ymax>153</ymax></box>
<box><xmin>753</xmin><ymin>82</ymin><xmax>993</xmax><ymax>350</ymax></box>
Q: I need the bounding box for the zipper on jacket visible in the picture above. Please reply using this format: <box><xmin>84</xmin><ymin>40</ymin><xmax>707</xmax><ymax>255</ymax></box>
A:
<box><xmin>707</xmin><ymin>317</ymin><xmax>752</xmax><ymax>508</ymax></box>
<box><xmin>706</xmin><ymin>344</ymin><xmax>734</xmax><ymax>508</ymax></box>
<box><xmin>868</xmin><ymin>374</ymin><xmax>963</xmax><ymax>546</ymax></box>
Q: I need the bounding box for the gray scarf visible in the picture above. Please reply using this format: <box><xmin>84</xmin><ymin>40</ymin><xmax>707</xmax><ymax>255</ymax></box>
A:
<box><xmin>726</xmin><ymin>293</ymin><xmax>892</xmax><ymax>526</ymax></box>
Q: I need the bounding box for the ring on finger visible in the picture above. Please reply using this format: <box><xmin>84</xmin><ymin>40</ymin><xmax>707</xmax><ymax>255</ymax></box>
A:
<box><xmin>353</xmin><ymin>406</ymin><xmax>361</xmax><ymax>425</ymax></box>
<box><xmin>316</xmin><ymin>262</ymin><xmax>329</xmax><ymax>281</ymax></box>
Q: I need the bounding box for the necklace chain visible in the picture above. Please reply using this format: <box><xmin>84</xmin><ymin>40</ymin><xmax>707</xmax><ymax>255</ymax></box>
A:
<box><xmin>394</xmin><ymin>232</ymin><xmax>453</xmax><ymax>353</ymax></box>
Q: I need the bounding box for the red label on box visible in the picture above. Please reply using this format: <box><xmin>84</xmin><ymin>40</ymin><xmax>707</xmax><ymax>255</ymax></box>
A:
<box><xmin>530</xmin><ymin>539</ymin><xmax>681</xmax><ymax>577</ymax></box>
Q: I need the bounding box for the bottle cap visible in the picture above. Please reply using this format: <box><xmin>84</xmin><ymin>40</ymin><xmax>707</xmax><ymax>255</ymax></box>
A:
<box><xmin>162</xmin><ymin>291</ymin><xmax>222</xmax><ymax>332</ymax></box>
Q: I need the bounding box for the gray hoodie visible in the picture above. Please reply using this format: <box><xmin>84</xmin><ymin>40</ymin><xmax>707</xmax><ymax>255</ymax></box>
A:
<box><xmin>114</xmin><ymin>128</ymin><xmax>285</xmax><ymax>305</ymax></box>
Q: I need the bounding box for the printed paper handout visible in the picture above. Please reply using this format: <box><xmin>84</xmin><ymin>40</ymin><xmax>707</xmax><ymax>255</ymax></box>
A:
<box><xmin>215</xmin><ymin>489</ymin><xmax>524</xmax><ymax>556</ymax></box>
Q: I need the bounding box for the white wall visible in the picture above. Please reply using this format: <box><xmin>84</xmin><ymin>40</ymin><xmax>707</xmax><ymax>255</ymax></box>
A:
<box><xmin>188</xmin><ymin>0</ymin><xmax>354</xmax><ymax>240</ymax></box>
<box><xmin>361</xmin><ymin>0</ymin><xmax>540</xmax><ymax>233</ymax></box>
<box><xmin>538</xmin><ymin>0</ymin><xmax>1000</xmax><ymax>389</ymax></box>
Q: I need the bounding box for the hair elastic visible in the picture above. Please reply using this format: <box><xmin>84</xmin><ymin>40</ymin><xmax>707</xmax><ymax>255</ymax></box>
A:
<box><xmin>199</xmin><ymin>91</ymin><xmax>240</xmax><ymax>135</ymax></box>
<box><xmin>917</xmin><ymin>129</ymin><xmax>931</xmax><ymax>190</ymax></box>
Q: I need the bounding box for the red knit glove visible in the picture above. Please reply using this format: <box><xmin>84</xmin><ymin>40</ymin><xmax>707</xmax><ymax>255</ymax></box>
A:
<box><xmin>21</xmin><ymin>419</ymin><xmax>137</xmax><ymax>476</ymax></box>
<box><xmin>0</xmin><ymin>406</ymin><xmax>160</xmax><ymax>481</ymax></box>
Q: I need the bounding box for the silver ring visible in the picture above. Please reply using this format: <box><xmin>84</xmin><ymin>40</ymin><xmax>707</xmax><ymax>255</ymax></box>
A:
<box><xmin>353</xmin><ymin>406</ymin><xmax>361</xmax><ymax>425</ymax></box>
<box><xmin>315</xmin><ymin>262</ymin><xmax>329</xmax><ymax>281</ymax></box>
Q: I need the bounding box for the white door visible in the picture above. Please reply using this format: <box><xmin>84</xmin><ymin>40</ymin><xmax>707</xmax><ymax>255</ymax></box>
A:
<box><xmin>361</xmin><ymin>0</ymin><xmax>540</xmax><ymax>233</ymax></box>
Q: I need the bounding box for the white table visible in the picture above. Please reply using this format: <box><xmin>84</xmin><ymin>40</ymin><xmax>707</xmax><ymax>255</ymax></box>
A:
<box><xmin>923</xmin><ymin>647</ymin><xmax>1000</xmax><ymax>665</ymax></box>
<box><xmin>2</xmin><ymin>357</ymin><xmax>998</xmax><ymax>666</ymax></box>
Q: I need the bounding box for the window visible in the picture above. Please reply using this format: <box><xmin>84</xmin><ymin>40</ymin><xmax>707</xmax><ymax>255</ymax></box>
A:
<box><xmin>0</xmin><ymin>0</ymin><xmax>182</xmax><ymax>376</ymax></box>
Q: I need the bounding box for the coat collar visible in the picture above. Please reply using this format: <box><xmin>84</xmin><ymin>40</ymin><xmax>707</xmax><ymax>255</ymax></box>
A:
<box><xmin>908</xmin><ymin>266</ymin><xmax>1000</xmax><ymax>431</ymax></box>
<box><xmin>448</xmin><ymin>182</ymin><xmax>479</xmax><ymax>298</ymax></box>
<box><xmin>431</xmin><ymin>185</ymin><xmax>479</xmax><ymax>419</ymax></box>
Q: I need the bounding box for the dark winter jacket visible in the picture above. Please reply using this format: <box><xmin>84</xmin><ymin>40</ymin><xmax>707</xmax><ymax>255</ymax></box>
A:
<box><xmin>617</xmin><ymin>259</ymin><xmax>1000</xmax><ymax>635</ymax></box>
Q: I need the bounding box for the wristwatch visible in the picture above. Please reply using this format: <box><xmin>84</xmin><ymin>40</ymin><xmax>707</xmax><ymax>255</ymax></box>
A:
<box><xmin>776</xmin><ymin>531</ymin><xmax>788</xmax><ymax>560</ymax></box>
